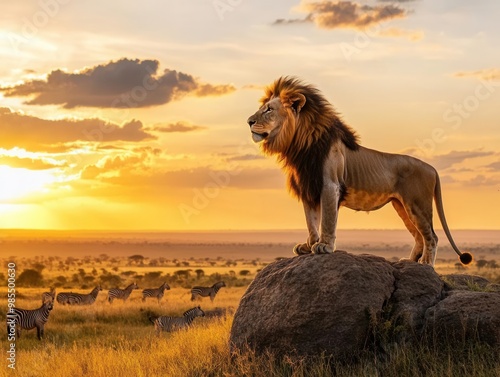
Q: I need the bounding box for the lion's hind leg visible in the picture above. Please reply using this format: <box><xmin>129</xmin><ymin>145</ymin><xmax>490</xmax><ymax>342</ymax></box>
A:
<box><xmin>396</xmin><ymin>199</ymin><xmax>438</xmax><ymax>266</ymax></box>
<box><xmin>391</xmin><ymin>199</ymin><xmax>424</xmax><ymax>262</ymax></box>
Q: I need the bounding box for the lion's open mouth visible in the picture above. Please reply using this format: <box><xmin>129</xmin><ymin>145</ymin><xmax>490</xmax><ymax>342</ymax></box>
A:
<box><xmin>251</xmin><ymin>131</ymin><xmax>269</xmax><ymax>143</ymax></box>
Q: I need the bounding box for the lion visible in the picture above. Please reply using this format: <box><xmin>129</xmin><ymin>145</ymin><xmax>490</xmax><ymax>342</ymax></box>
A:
<box><xmin>246</xmin><ymin>76</ymin><xmax>473</xmax><ymax>266</ymax></box>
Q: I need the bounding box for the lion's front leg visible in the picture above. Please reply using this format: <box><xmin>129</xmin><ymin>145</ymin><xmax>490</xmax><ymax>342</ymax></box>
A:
<box><xmin>293</xmin><ymin>202</ymin><xmax>320</xmax><ymax>255</ymax></box>
<box><xmin>311</xmin><ymin>181</ymin><xmax>340</xmax><ymax>255</ymax></box>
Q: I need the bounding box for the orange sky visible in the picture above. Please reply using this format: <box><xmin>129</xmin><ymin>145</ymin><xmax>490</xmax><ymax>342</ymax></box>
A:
<box><xmin>0</xmin><ymin>1</ymin><xmax>499</xmax><ymax>230</ymax></box>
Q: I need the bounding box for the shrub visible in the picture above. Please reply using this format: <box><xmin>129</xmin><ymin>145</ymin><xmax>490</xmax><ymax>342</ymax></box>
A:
<box><xmin>17</xmin><ymin>269</ymin><xmax>44</xmax><ymax>287</ymax></box>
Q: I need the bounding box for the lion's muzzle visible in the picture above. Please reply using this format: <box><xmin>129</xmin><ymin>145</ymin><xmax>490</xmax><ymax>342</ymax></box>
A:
<box><xmin>247</xmin><ymin>117</ymin><xmax>269</xmax><ymax>143</ymax></box>
<box><xmin>251</xmin><ymin>131</ymin><xmax>269</xmax><ymax>143</ymax></box>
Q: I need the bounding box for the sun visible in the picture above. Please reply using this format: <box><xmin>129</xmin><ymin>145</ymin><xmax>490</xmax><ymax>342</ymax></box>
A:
<box><xmin>0</xmin><ymin>165</ymin><xmax>57</xmax><ymax>202</ymax></box>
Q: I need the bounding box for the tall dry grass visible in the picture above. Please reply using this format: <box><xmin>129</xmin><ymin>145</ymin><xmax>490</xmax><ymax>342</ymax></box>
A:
<box><xmin>1</xmin><ymin>268</ymin><xmax>499</xmax><ymax>376</ymax></box>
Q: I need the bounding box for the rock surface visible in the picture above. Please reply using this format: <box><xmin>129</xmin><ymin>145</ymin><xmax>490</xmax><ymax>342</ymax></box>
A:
<box><xmin>229</xmin><ymin>251</ymin><xmax>500</xmax><ymax>358</ymax></box>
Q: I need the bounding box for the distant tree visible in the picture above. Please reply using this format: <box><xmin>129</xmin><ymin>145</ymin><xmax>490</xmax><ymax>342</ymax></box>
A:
<box><xmin>17</xmin><ymin>269</ymin><xmax>44</xmax><ymax>287</ymax></box>
<box><xmin>239</xmin><ymin>270</ymin><xmax>251</xmax><ymax>277</ymax></box>
<box><xmin>112</xmin><ymin>266</ymin><xmax>119</xmax><ymax>272</ymax></box>
<box><xmin>174</xmin><ymin>270</ymin><xmax>191</xmax><ymax>280</ymax></box>
<box><xmin>31</xmin><ymin>262</ymin><xmax>45</xmax><ymax>273</ymax></box>
<box><xmin>487</xmin><ymin>260</ymin><xmax>499</xmax><ymax>269</ymax></box>
<box><xmin>476</xmin><ymin>259</ymin><xmax>488</xmax><ymax>270</ymax></box>
<box><xmin>455</xmin><ymin>262</ymin><xmax>465</xmax><ymax>271</ymax></box>
<box><xmin>195</xmin><ymin>269</ymin><xmax>205</xmax><ymax>279</ymax></box>
<box><xmin>121</xmin><ymin>270</ymin><xmax>137</xmax><ymax>277</ymax></box>
<box><xmin>100</xmin><ymin>274</ymin><xmax>122</xmax><ymax>288</ymax></box>
<box><xmin>129</xmin><ymin>255</ymin><xmax>145</xmax><ymax>265</ymax></box>
<box><xmin>55</xmin><ymin>275</ymin><xmax>67</xmax><ymax>285</ymax></box>
<box><xmin>144</xmin><ymin>271</ymin><xmax>163</xmax><ymax>281</ymax></box>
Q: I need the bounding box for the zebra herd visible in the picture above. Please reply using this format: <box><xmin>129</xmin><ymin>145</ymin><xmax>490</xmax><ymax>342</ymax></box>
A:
<box><xmin>6</xmin><ymin>281</ymin><xmax>226</xmax><ymax>340</ymax></box>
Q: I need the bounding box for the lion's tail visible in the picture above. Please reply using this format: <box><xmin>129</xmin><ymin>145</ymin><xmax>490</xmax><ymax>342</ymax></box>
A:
<box><xmin>434</xmin><ymin>173</ymin><xmax>473</xmax><ymax>265</ymax></box>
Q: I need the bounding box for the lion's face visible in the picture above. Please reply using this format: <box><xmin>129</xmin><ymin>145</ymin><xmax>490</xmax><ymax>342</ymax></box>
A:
<box><xmin>246</xmin><ymin>93</ymin><xmax>306</xmax><ymax>152</ymax></box>
<box><xmin>247</xmin><ymin>97</ymin><xmax>288</xmax><ymax>143</ymax></box>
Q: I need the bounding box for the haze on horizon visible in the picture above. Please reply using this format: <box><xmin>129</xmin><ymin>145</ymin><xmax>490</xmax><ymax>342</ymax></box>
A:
<box><xmin>0</xmin><ymin>1</ymin><xmax>499</xmax><ymax>231</ymax></box>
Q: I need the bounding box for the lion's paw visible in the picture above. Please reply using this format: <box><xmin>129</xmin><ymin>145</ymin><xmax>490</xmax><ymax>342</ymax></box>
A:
<box><xmin>293</xmin><ymin>243</ymin><xmax>312</xmax><ymax>255</ymax></box>
<box><xmin>418</xmin><ymin>253</ymin><xmax>434</xmax><ymax>266</ymax></box>
<box><xmin>311</xmin><ymin>242</ymin><xmax>334</xmax><ymax>254</ymax></box>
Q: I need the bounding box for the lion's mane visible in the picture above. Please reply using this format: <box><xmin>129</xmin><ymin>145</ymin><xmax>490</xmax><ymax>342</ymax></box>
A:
<box><xmin>260</xmin><ymin>76</ymin><xmax>359</xmax><ymax>208</ymax></box>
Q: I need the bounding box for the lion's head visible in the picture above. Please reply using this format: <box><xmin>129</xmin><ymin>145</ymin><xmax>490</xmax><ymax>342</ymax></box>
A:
<box><xmin>246</xmin><ymin>76</ymin><xmax>358</xmax><ymax>156</ymax></box>
<box><xmin>246</xmin><ymin>76</ymin><xmax>359</xmax><ymax>207</ymax></box>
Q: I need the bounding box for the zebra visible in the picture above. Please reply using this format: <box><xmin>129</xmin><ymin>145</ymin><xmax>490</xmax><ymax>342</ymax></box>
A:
<box><xmin>149</xmin><ymin>306</ymin><xmax>205</xmax><ymax>334</ymax></box>
<box><xmin>56</xmin><ymin>292</ymin><xmax>71</xmax><ymax>305</ymax></box>
<box><xmin>42</xmin><ymin>287</ymin><xmax>56</xmax><ymax>304</ymax></box>
<box><xmin>57</xmin><ymin>286</ymin><xmax>102</xmax><ymax>305</ymax></box>
<box><xmin>142</xmin><ymin>282</ymin><xmax>170</xmax><ymax>303</ymax></box>
<box><xmin>204</xmin><ymin>306</ymin><xmax>234</xmax><ymax>319</ymax></box>
<box><xmin>6</xmin><ymin>300</ymin><xmax>53</xmax><ymax>340</ymax></box>
<box><xmin>107</xmin><ymin>282</ymin><xmax>139</xmax><ymax>304</ymax></box>
<box><xmin>190</xmin><ymin>281</ymin><xmax>226</xmax><ymax>302</ymax></box>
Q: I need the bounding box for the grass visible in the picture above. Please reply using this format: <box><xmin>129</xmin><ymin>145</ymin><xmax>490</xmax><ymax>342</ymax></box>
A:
<box><xmin>1</xmin><ymin>257</ymin><xmax>499</xmax><ymax>376</ymax></box>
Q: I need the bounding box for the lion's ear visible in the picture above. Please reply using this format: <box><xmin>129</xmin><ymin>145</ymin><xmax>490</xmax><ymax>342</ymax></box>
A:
<box><xmin>283</xmin><ymin>93</ymin><xmax>306</xmax><ymax>113</ymax></box>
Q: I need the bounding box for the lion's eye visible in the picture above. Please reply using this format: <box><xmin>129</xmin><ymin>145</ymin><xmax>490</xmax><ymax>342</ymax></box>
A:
<box><xmin>265</xmin><ymin>107</ymin><xmax>273</xmax><ymax>113</ymax></box>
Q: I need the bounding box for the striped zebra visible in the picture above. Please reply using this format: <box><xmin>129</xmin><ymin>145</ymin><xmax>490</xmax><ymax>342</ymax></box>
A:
<box><xmin>56</xmin><ymin>291</ymin><xmax>71</xmax><ymax>305</ymax></box>
<box><xmin>142</xmin><ymin>282</ymin><xmax>170</xmax><ymax>303</ymax></box>
<box><xmin>149</xmin><ymin>306</ymin><xmax>205</xmax><ymax>334</ymax></box>
<box><xmin>204</xmin><ymin>306</ymin><xmax>235</xmax><ymax>319</ymax></box>
<box><xmin>190</xmin><ymin>281</ymin><xmax>226</xmax><ymax>302</ymax></box>
<box><xmin>107</xmin><ymin>282</ymin><xmax>139</xmax><ymax>304</ymax></box>
<box><xmin>57</xmin><ymin>286</ymin><xmax>102</xmax><ymax>305</ymax></box>
<box><xmin>6</xmin><ymin>300</ymin><xmax>53</xmax><ymax>340</ymax></box>
<box><xmin>42</xmin><ymin>287</ymin><xmax>56</xmax><ymax>304</ymax></box>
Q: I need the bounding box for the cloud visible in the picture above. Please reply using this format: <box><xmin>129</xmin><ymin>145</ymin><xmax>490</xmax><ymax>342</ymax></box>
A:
<box><xmin>0</xmin><ymin>155</ymin><xmax>63</xmax><ymax>170</ymax></box>
<box><xmin>428</xmin><ymin>150</ymin><xmax>494</xmax><ymax>170</ymax></box>
<box><xmin>100</xmin><ymin>166</ymin><xmax>284</xmax><ymax>191</ymax></box>
<box><xmin>441</xmin><ymin>174</ymin><xmax>500</xmax><ymax>188</ymax></box>
<box><xmin>485</xmin><ymin>161</ymin><xmax>500</xmax><ymax>172</ymax></box>
<box><xmin>454</xmin><ymin>68</ymin><xmax>500</xmax><ymax>81</ymax></box>
<box><xmin>377</xmin><ymin>27</ymin><xmax>423</xmax><ymax>41</ymax></box>
<box><xmin>226</xmin><ymin>154</ymin><xmax>265</xmax><ymax>162</ymax></box>
<box><xmin>0</xmin><ymin>107</ymin><xmax>155</xmax><ymax>152</ymax></box>
<box><xmin>80</xmin><ymin>147</ymin><xmax>161</xmax><ymax>180</ymax></box>
<box><xmin>151</xmin><ymin>121</ymin><xmax>207</xmax><ymax>133</ymax></box>
<box><xmin>0</xmin><ymin>58</ymin><xmax>236</xmax><ymax>109</ymax></box>
<box><xmin>274</xmin><ymin>1</ymin><xmax>407</xmax><ymax>30</ymax></box>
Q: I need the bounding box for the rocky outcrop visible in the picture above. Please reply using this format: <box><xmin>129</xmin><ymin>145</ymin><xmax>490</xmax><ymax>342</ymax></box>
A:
<box><xmin>229</xmin><ymin>251</ymin><xmax>500</xmax><ymax>358</ymax></box>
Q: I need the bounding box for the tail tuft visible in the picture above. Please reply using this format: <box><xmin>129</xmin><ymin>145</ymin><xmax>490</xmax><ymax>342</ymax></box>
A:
<box><xmin>459</xmin><ymin>252</ymin><xmax>473</xmax><ymax>265</ymax></box>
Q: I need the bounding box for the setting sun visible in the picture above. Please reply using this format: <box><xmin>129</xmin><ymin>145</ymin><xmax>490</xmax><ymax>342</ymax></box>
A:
<box><xmin>0</xmin><ymin>166</ymin><xmax>58</xmax><ymax>202</ymax></box>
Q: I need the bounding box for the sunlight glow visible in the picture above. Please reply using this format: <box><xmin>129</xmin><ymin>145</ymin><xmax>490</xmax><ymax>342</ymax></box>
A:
<box><xmin>0</xmin><ymin>165</ymin><xmax>58</xmax><ymax>202</ymax></box>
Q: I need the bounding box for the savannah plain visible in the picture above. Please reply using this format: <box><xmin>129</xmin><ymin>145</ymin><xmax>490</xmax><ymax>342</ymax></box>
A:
<box><xmin>1</xmin><ymin>229</ymin><xmax>499</xmax><ymax>377</ymax></box>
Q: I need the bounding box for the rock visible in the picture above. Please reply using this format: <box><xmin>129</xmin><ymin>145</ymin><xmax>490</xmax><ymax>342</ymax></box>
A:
<box><xmin>229</xmin><ymin>251</ymin><xmax>500</xmax><ymax>359</ymax></box>
<box><xmin>441</xmin><ymin>274</ymin><xmax>493</xmax><ymax>291</ymax></box>
<box><xmin>425</xmin><ymin>291</ymin><xmax>500</xmax><ymax>346</ymax></box>
<box><xmin>388</xmin><ymin>262</ymin><xmax>444</xmax><ymax>334</ymax></box>
<box><xmin>230</xmin><ymin>251</ymin><xmax>395</xmax><ymax>358</ymax></box>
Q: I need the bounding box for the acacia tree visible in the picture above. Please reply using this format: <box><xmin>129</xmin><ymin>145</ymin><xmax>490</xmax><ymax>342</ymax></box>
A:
<box><xmin>17</xmin><ymin>269</ymin><xmax>44</xmax><ymax>287</ymax></box>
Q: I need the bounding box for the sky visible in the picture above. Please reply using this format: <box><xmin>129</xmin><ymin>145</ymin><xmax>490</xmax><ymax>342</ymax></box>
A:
<box><xmin>0</xmin><ymin>0</ymin><xmax>499</xmax><ymax>230</ymax></box>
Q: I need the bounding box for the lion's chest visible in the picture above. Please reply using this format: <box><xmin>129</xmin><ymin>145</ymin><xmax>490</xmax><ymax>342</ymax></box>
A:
<box><xmin>341</xmin><ymin>189</ymin><xmax>393</xmax><ymax>212</ymax></box>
